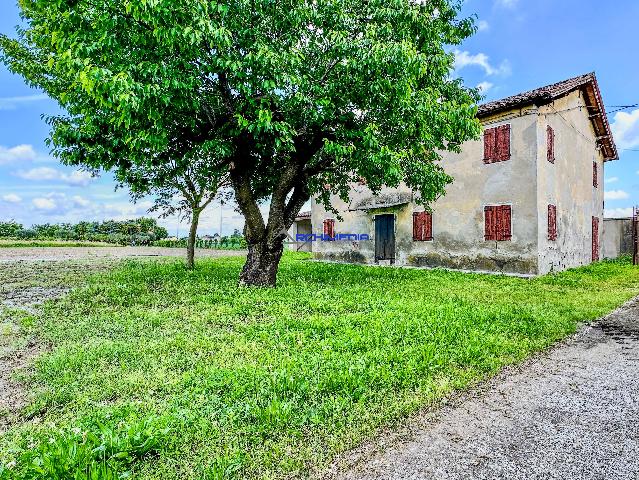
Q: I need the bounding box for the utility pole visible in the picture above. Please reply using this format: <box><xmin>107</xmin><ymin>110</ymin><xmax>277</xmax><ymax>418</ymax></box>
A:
<box><xmin>219</xmin><ymin>200</ymin><xmax>224</xmax><ymax>237</ymax></box>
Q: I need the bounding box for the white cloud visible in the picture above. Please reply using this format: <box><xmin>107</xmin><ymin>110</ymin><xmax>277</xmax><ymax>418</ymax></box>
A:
<box><xmin>604</xmin><ymin>189</ymin><xmax>630</xmax><ymax>200</ymax></box>
<box><xmin>32</xmin><ymin>197</ymin><xmax>57</xmax><ymax>211</ymax></box>
<box><xmin>611</xmin><ymin>108</ymin><xmax>639</xmax><ymax>151</ymax></box>
<box><xmin>495</xmin><ymin>0</ymin><xmax>519</xmax><ymax>8</ymax></box>
<box><xmin>605</xmin><ymin>177</ymin><xmax>619</xmax><ymax>184</ymax></box>
<box><xmin>2</xmin><ymin>194</ymin><xmax>22</xmax><ymax>203</ymax></box>
<box><xmin>0</xmin><ymin>94</ymin><xmax>50</xmax><ymax>111</ymax></box>
<box><xmin>477</xmin><ymin>20</ymin><xmax>490</xmax><ymax>32</ymax></box>
<box><xmin>15</xmin><ymin>167</ymin><xmax>94</xmax><ymax>187</ymax></box>
<box><xmin>605</xmin><ymin>207</ymin><xmax>633</xmax><ymax>218</ymax></box>
<box><xmin>0</xmin><ymin>144</ymin><xmax>37</xmax><ymax>165</ymax></box>
<box><xmin>453</xmin><ymin>50</ymin><xmax>511</xmax><ymax>76</ymax></box>
<box><xmin>72</xmin><ymin>195</ymin><xmax>91</xmax><ymax>207</ymax></box>
<box><xmin>477</xmin><ymin>81</ymin><xmax>494</xmax><ymax>94</ymax></box>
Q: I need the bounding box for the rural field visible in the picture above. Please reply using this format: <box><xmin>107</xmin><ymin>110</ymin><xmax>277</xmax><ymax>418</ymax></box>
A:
<box><xmin>1</xmin><ymin>250</ymin><xmax>639</xmax><ymax>479</ymax></box>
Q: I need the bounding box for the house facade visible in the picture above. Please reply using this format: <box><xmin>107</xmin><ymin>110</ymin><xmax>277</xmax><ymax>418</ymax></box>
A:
<box><xmin>302</xmin><ymin>73</ymin><xmax>618</xmax><ymax>275</ymax></box>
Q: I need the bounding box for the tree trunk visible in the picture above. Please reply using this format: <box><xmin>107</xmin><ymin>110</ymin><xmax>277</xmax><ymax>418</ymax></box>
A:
<box><xmin>239</xmin><ymin>239</ymin><xmax>284</xmax><ymax>287</ymax></box>
<box><xmin>186</xmin><ymin>209</ymin><xmax>201</xmax><ymax>270</ymax></box>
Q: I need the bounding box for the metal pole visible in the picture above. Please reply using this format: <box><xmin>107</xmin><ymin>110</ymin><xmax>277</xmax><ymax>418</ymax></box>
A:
<box><xmin>634</xmin><ymin>206</ymin><xmax>638</xmax><ymax>265</ymax></box>
<box><xmin>219</xmin><ymin>200</ymin><xmax>224</xmax><ymax>237</ymax></box>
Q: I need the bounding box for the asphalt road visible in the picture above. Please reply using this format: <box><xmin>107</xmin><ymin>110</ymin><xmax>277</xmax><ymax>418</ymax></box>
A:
<box><xmin>326</xmin><ymin>298</ymin><xmax>639</xmax><ymax>480</ymax></box>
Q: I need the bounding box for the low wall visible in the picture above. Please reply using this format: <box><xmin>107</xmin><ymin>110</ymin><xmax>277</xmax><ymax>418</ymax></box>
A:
<box><xmin>602</xmin><ymin>218</ymin><xmax>633</xmax><ymax>259</ymax></box>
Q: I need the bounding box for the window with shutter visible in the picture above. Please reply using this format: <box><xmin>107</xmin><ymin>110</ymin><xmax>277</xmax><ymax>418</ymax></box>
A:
<box><xmin>484</xmin><ymin>205</ymin><xmax>512</xmax><ymax>241</ymax></box>
<box><xmin>323</xmin><ymin>219</ymin><xmax>335</xmax><ymax>238</ymax></box>
<box><xmin>547</xmin><ymin>126</ymin><xmax>555</xmax><ymax>163</ymax></box>
<box><xmin>548</xmin><ymin>205</ymin><xmax>557</xmax><ymax>241</ymax></box>
<box><xmin>593</xmin><ymin>161</ymin><xmax>598</xmax><ymax>187</ymax></box>
<box><xmin>483</xmin><ymin>125</ymin><xmax>511</xmax><ymax>163</ymax></box>
<box><xmin>412</xmin><ymin>212</ymin><xmax>433</xmax><ymax>241</ymax></box>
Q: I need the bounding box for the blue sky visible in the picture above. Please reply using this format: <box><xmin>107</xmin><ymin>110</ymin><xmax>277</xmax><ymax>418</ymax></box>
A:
<box><xmin>1</xmin><ymin>0</ymin><xmax>638</xmax><ymax>235</ymax></box>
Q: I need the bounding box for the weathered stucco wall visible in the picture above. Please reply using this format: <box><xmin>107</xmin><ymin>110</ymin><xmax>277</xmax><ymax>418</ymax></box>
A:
<box><xmin>536</xmin><ymin>90</ymin><xmax>605</xmax><ymax>274</ymax></box>
<box><xmin>312</xmin><ymin>106</ymin><xmax>541</xmax><ymax>275</ymax></box>
<box><xmin>602</xmin><ymin>218</ymin><xmax>633</xmax><ymax>259</ymax></box>
<box><xmin>311</xmin><ymin>90</ymin><xmax>607</xmax><ymax>276</ymax></box>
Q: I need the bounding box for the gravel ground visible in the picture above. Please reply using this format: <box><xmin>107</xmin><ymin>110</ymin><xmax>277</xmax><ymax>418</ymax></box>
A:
<box><xmin>0</xmin><ymin>246</ymin><xmax>246</xmax><ymax>262</ymax></box>
<box><xmin>325</xmin><ymin>297</ymin><xmax>639</xmax><ymax>480</ymax></box>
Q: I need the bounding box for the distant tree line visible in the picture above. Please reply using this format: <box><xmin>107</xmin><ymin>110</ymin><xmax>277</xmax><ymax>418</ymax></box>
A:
<box><xmin>152</xmin><ymin>229</ymin><xmax>245</xmax><ymax>250</ymax></box>
<box><xmin>0</xmin><ymin>218</ymin><xmax>168</xmax><ymax>246</ymax></box>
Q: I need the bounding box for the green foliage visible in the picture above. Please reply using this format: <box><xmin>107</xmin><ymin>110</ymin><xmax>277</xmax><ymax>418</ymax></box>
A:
<box><xmin>0</xmin><ymin>0</ymin><xmax>483</xmax><ymax>282</ymax></box>
<box><xmin>152</xmin><ymin>236</ymin><xmax>246</xmax><ymax>250</ymax></box>
<box><xmin>0</xmin><ymin>418</ymin><xmax>170</xmax><ymax>480</ymax></box>
<box><xmin>0</xmin><ymin>221</ymin><xmax>23</xmax><ymax>237</ymax></box>
<box><xmin>0</xmin><ymin>218</ymin><xmax>168</xmax><ymax>245</ymax></box>
<box><xmin>2</xmin><ymin>256</ymin><xmax>639</xmax><ymax>478</ymax></box>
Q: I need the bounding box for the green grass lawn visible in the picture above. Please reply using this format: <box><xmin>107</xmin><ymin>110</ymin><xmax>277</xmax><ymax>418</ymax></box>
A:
<box><xmin>2</xmin><ymin>254</ymin><xmax>639</xmax><ymax>479</ymax></box>
<box><xmin>0</xmin><ymin>239</ymin><xmax>111</xmax><ymax>248</ymax></box>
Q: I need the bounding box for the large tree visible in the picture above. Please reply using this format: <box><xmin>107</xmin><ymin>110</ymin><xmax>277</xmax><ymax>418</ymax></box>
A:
<box><xmin>1</xmin><ymin>0</ymin><xmax>481</xmax><ymax>287</ymax></box>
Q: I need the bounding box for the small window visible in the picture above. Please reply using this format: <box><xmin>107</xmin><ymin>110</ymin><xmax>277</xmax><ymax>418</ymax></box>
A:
<box><xmin>483</xmin><ymin>124</ymin><xmax>511</xmax><ymax>164</ymax></box>
<box><xmin>593</xmin><ymin>161</ymin><xmax>598</xmax><ymax>188</ymax></box>
<box><xmin>484</xmin><ymin>205</ymin><xmax>512</xmax><ymax>241</ymax></box>
<box><xmin>413</xmin><ymin>212</ymin><xmax>433</xmax><ymax>241</ymax></box>
<box><xmin>547</xmin><ymin>126</ymin><xmax>555</xmax><ymax>163</ymax></box>
<box><xmin>548</xmin><ymin>205</ymin><xmax>557</xmax><ymax>241</ymax></box>
<box><xmin>323</xmin><ymin>219</ymin><xmax>335</xmax><ymax>238</ymax></box>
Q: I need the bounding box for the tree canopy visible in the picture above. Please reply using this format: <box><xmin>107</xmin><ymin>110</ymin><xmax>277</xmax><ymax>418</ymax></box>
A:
<box><xmin>1</xmin><ymin>0</ymin><xmax>481</xmax><ymax>285</ymax></box>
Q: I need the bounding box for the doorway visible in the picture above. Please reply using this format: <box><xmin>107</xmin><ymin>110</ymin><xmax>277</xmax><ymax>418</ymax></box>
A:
<box><xmin>375</xmin><ymin>214</ymin><xmax>395</xmax><ymax>264</ymax></box>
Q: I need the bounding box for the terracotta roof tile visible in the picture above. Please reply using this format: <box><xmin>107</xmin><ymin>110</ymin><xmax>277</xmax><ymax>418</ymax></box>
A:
<box><xmin>478</xmin><ymin>73</ymin><xmax>618</xmax><ymax>161</ymax></box>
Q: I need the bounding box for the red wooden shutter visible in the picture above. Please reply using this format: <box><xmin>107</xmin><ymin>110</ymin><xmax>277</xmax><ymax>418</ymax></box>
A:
<box><xmin>592</xmin><ymin>217</ymin><xmax>599</xmax><ymax>262</ymax></box>
<box><xmin>500</xmin><ymin>205</ymin><xmax>512</xmax><ymax>240</ymax></box>
<box><xmin>424</xmin><ymin>212</ymin><xmax>433</xmax><ymax>241</ymax></box>
<box><xmin>593</xmin><ymin>162</ymin><xmax>598</xmax><ymax>187</ymax></box>
<box><xmin>412</xmin><ymin>212</ymin><xmax>420</xmax><ymax>240</ymax></box>
<box><xmin>484</xmin><ymin>206</ymin><xmax>494</xmax><ymax>240</ymax></box>
<box><xmin>483</xmin><ymin>127</ymin><xmax>496</xmax><ymax>164</ymax></box>
<box><xmin>497</xmin><ymin>125</ymin><xmax>511</xmax><ymax>161</ymax></box>
<box><xmin>413</xmin><ymin>212</ymin><xmax>433</xmax><ymax>241</ymax></box>
<box><xmin>547</xmin><ymin>126</ymin><xmax>555</xmax><ymax>163</ymax></box>
<box><xmin>323</xmin><ymin>219</ymin><xmax>335</xmax><ymax>238</ymax></box>
<box><xmin>548</xmin><ymin>205</ymin><xmax>557</xmax><ymax>241</ymax></box>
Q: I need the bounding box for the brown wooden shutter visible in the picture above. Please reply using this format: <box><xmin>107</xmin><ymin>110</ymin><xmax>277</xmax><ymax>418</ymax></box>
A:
<box><xmin>483</xmin><ymin>127</ymin><xmax>496</xmax><ymax>163</ymax></box>
<box><xmin>498</xmin><ymin>205</ymin><xmax>512</xmax><ymax>241</ymax></box>
<box><xmin>547</xmin><ymin>126</ymin><xmax>555</xmax><ymax>163</ymax></box>
<box><xmin>497</xmin><ymin>125</ymin><xmax>511</xmax><ymax>161</ymax></box>
<box><xmin>413</xmin><ymin>212</ymin><xmax>433</xmax><ymax>241</ymax></box>
<box><xmin>412</xmin><ymin>212</ymin><xmax>420</xmax><ymax>240</ymax></box>
<box><xmin>323</xmin><ymin>219</ymin><xmax>335</xmax><ymax>237</ymax></box>
<box><xmin>593</xmin><ymin>161</ymin><xmax>598</xmax><ymax>187</ymax></box>
<box><xmin>484</xmin><ymin>206</ymin><xmax>494</xmax><ymax>240</ymax></box>
<box><xmin>424</xmin><ymin>212</ymin><xmax>433</xmax><ymax>241</ymax></box>
<box><xmin>548</xmin><ymin>205</ymin><xmax>557</xmax><ymax>241</ymax></box>
<box><xmin>504</xmin><ymin>205</ymin><xmax>512</xmax><ymax>240</ymax></box>
<box><xmin>592</xmin><ymin>217</ymin><xmax>599</xmax><ymax>262</ymax></box>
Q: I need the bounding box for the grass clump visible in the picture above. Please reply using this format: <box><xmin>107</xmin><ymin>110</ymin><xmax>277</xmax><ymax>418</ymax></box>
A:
<box><xmin>1</xmin><ymin>253</ymin><xmax>638</xmax><ymax>479</ymax></box>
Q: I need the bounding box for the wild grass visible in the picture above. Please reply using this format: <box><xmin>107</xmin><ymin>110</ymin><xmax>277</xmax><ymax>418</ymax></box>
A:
<box><xmin>2</xmin><ymin>253</ymin><xmax>639</xmax><ymax>479</ymax></box>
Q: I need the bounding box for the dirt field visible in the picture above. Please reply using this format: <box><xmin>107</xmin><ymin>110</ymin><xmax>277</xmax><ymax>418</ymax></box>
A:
<box><xmin>0</xmin><ymin>247</ymin><xmax>245</xmax><ymax>432</ymax></box>
<box><xmin>0</xmin><ymin>246</ymin><xmax>246</xmax><ymax>262</ymax></box>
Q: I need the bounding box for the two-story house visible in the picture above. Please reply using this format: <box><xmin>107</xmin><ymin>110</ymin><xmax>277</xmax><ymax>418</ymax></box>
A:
<box><xmin>302</xmin><ymin>73</ymin><xmax>618</xmax><ymax>275</ymax></box>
